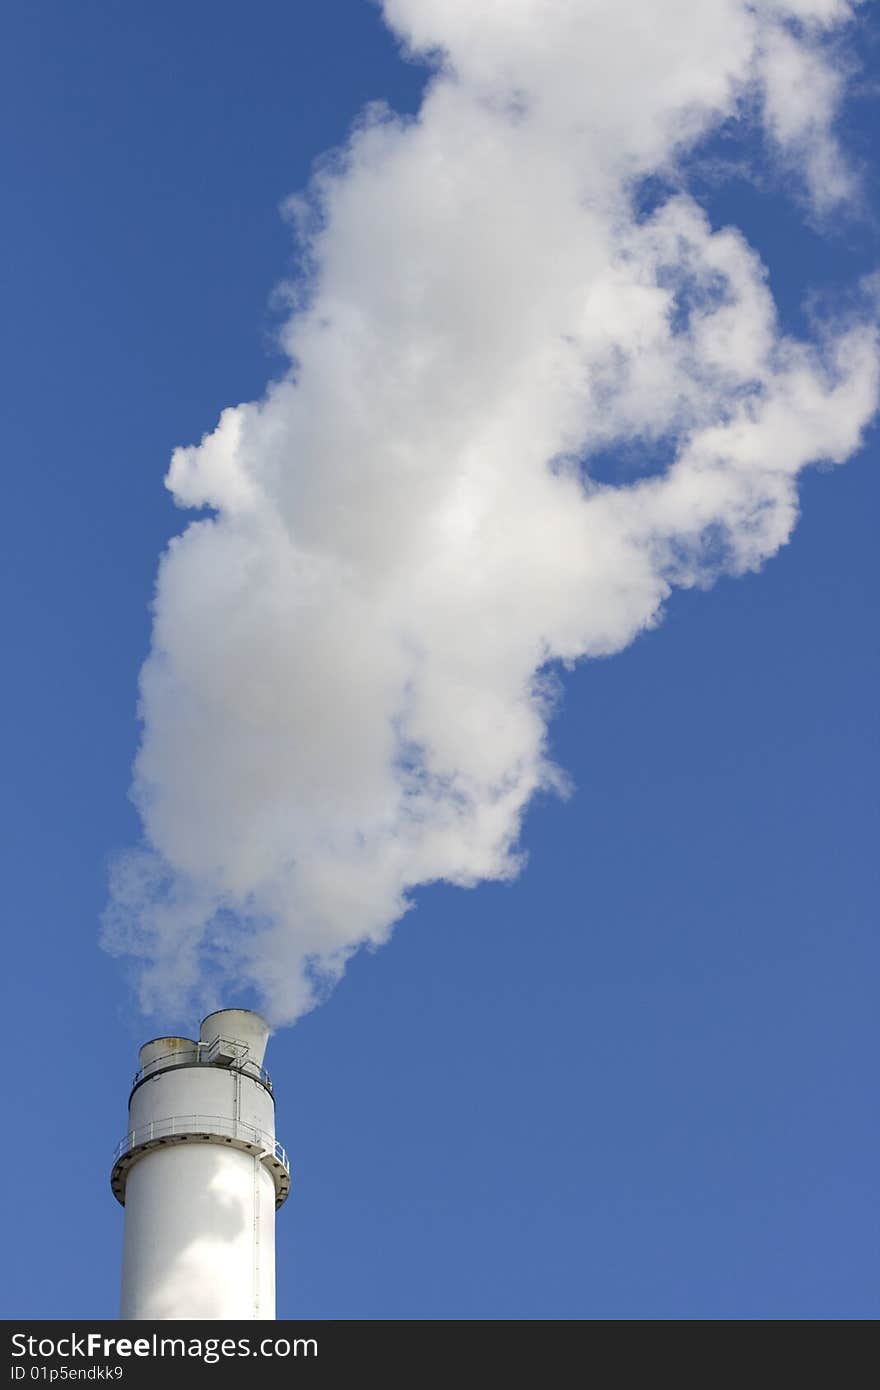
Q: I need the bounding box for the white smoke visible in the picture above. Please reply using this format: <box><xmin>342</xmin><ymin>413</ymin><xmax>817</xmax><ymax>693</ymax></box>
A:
<box><xmin>104</xmin><ymin>0</ymin><xmax>878</xmax><ymax>1024</ymax></box>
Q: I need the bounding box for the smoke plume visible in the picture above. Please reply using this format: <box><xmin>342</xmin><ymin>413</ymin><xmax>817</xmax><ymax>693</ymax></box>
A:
<box><xmin>104</xmin><ymin>0</ymin><xmax>879</xmax><ymax>1024</ymax></box>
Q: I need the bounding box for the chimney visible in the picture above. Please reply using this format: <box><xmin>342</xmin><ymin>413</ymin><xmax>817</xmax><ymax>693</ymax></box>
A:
<box><xmin>111</xmin><ymin>1009</ymin><xmax>290</xmax><ymax>1319</ymax></box>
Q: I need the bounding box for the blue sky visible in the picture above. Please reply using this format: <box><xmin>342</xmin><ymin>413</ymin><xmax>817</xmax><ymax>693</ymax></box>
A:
<box><xmin>1</xmin><ymin>1</ymin><xmax>877</xmax><ymax>1319</ymax></box>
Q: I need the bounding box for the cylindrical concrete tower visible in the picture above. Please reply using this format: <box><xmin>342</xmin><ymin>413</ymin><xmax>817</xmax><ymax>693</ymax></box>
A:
<box><xmin>111</xmin><ymin>1009</ymin><xmax>290</xmax><ymax>1320</ymax></box>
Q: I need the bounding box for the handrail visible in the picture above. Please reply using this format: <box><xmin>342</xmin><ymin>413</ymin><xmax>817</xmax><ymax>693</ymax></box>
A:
<box><xmin>130</xmin><ymin>1038</ymin><xmax>273</xmax><ymax>1092</ymax></box>
<box><xmin>112</xmin><ymin>1114</ymin><xmax>290</xmax><ymax>1174</ymax></box>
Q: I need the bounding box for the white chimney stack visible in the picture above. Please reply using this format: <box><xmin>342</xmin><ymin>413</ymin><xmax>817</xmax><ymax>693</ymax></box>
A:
<box><xmin>111</xmin><ymin>1009</ymin><xmax>290</xmax><ymax>1319</ymax></box>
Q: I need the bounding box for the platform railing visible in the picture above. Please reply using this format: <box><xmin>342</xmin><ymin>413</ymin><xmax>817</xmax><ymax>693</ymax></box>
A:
<box><xmin>112</xmin><ymin>1114</ymin><xmax>290</xmax><ymax>1173</ymax></box>
<box><xmin>131</xmin><ymin>1037</ymin><xmax>273</xmax><ymax>1091</ymax></box>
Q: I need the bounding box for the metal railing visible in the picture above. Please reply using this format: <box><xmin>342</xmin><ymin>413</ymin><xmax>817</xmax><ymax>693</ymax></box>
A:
<box><xmin>112</xmin><ymin>1114</ymin><xmax>290</xmax><ymax>1173</ymax></box>
<box><xmin>131</xmin><ymin>1038</ymin><xmax>273</xmax><ymax>1091</ymax></box>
